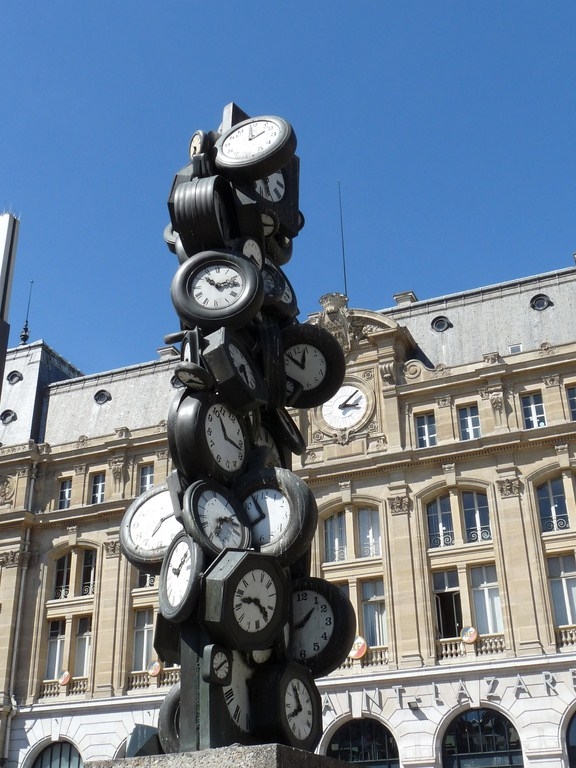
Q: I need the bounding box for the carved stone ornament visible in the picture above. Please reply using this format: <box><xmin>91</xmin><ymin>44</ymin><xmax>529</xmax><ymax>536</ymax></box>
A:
<box><xmin>483</xmin><ymin>352</ymin><xmax>500</xmax><ymax>365</ymax></box>
<box><xmin>367</xmin><ymin>435</ymin><xmax>387</xmax><ymax>453</ymax></box>
<box><xmin>114</xmin><ymin>426</ymin><xmax>131</xmax><ymax>439</ymax></box>
<box><xmin>104</xmin><ymin>540</ymin><xmax>121</xmax><ymax>558</ymax></box>
<box><xmin>480</xmin><ymin>387</ymin><xmax>504</xmax><ymax>412</ymax></box>
<box><xmin>0</xmin><ymin>475</ymin><xmax>15</xmax><ymax>504</ymax></box>
<box><xmin>539</xmin><ymin>342</ymin><xmax>554</xmax><ymax>357</ymax></box>
<box><xmin>77</xmin><ymin>435</ymin><xmax>88</xmax><ymax>448</ymax></box>
<box><xmin>0</xmin><ymin>548</ymin><xmax>28</xmax><ymax>567</ymax></box>
<box><xmin>496</xmin><ymin>478</ymin><xmax>520</xmax><ymax>497</ymax></box>
<box><xmin>542</xmin><ymin>374</ymin><xmax>560</xmax><ymax>388</ymax></box>
<box><xmin>388</xmin><ymin>495</ymin><xmax>411</xmax><ymax>515</ymax></box>
<box><xmin>436</xmin><ymin>395</ymin><xmax>452</xmax><ymax>408</ymax></box>
<box><xmin>379</xmin><ymin>363</ymin><xmax>396</xmax><ymax>385</ymax></box>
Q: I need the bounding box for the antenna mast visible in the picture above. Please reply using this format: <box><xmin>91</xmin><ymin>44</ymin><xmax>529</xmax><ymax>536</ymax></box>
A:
<box><xmin>338</xmin><ymin>181</ymin><xmax>348</xmax><ymax>298</ymax></box>
<box><xmin>20</xmin><ymin>280</ymin><xmax>33</xmax><ymax>344</ymax></box>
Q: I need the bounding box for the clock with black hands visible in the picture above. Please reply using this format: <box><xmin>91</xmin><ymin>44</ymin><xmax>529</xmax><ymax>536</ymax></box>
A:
<box><xmin>214</xmin><ymin>115</ymin><xmax>296</xmax><ymax>180</ymax></box>
<box><xmin>158</xmin><ymin>531</ymin><xmax>204</xmax><ymax>623</ymax></box>
<box><xmin>320</xmin><ymin>379</ymin><xmax>372</xmax><ymax>431</ymax></box>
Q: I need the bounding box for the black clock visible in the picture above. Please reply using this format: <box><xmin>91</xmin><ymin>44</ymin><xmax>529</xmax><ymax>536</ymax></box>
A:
<box><xmin>171</xmin><ymin>250</ymin><xmax>264</xmax><ymax>331</ymax></box>
<box><xmin>182</xmin><ymin>478</ymin><xmax>251</xmax><ymax>557</ymax></box>
<box><xmin>170</xmin><ymin>175</ymin><xmax>236</xmax><ymax>257</ymax></box>
<box><xmin>287</xmin><ymin>576</ymin><xmax>356</xmax><ymax>677</ymax></box>
<box><xmin>214</xmin><ymin>115</ymin><xmax>296</xmax><ymax>180</ymax></box>
<box><xmin>250</xmin><ymin>661</ymin><xmax>322</xmax><ymax>751</ymax></box>
<box><xmin>120</xmin><ymin>482</ymin><xmax>184</xmax><ymax>572</ymax></box>
<box><xmin>235</xmin><ymin>466</ymin><xmax>318</xmax><ymax>567</ymax></box>
<box><xmin>202</xmin><ymin>549</ymin><xmax>289</xmax><ymax>651</ymax></box>
<box><xmin>282</xmin><ymin>322</ymin><xmax>346</xmax><ymax>409</ymax></box>
<box><xmin>158</xmin><ymin>531</ymin><xmax>204</xmax><ymax>623</ymax></box>
<box><xmin>261</xmin><ymin>260</ymin><xmax>299</xmax><ymax>321</ymax></box>
<box><xmin>167</xmin><ymin>390</ymin><xmax>250</xmax><ymax>485</ymax></box>
<box><xmin>201</xmin><ymin>643</ymin><xmax>233</xmax><ymax>686</ymax></box>
<box><xmin>254</xmin><ymin>156</ymin><xmax>301</xmax><ymax>240</ymax></box>
<box><xmin>173</xmin><ymin>360</ymin><xmax>215</xmax><ymax>392</ymax></box>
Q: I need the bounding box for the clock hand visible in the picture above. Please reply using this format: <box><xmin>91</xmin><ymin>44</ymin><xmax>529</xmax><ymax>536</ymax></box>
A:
<box><xmin>286</xmin><ymin>349</ymin><xmax>307</xmax><ymax>370</ymax></box>
<box><xmin>151</xmin><ymin>511</ymin><xmax>174</xmax><ymax>537</ymax></box>
<box><xmin>216</xmin><ymin>413</ymin><xmax>242</xmax><ymax>451</ymax></box>
<box><xmin>287</xmin><ymin>683</ymin><xmax>303</xmax><ymax>719</ymax></box>
<box><xmin>294</xmin><ymin>606</ymin><xmax>315</xmax><ymax>630</ymax></box>
<box><xmin>339</xmin><ymin>389</ymin><xmax>360</xmax><ymax>409</ymax></box>
<box><xmin>241</xmin><ymin>595</ymin><xmax>269</xmax><ymax>621</ymax></box>
<box><xmin>171</xmin><ymin>550</ymin><xmax>189</xmax><ymax>576</ymax></box>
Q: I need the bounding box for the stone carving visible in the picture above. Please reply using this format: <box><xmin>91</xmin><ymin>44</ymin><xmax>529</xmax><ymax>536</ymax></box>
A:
<box><xmin>388</xmin><ymin>496</ymin><xmax>410</xmax><ymax>515</ymax></box>
<box><xmin>496</xmin><ymin>478</ymin><xmax>520</xmax><ymax>497</ymax></box>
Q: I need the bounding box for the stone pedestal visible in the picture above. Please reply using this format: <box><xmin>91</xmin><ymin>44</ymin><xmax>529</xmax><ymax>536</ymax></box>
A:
<box><xmin>88</xmin><ymin>744</ymin><xmax>347</xmax><ymax>768</ymax></box>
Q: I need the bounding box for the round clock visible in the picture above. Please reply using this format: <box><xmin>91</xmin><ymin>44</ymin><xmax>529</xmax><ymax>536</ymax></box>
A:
<box><xmin>255</xmin><ymin>171</ymin><xmax>285</xmax><ymax>202</ymax></box>
<box><xmin>235</xmin><ymin>465</ymin><xmax>318</xmax><ymax>566</ymax></box>
<box><xmin>220</xmin><ymin>650</ymin><xmax>254</xmax><ymax>734</ymax></box>
<box><xmin>120</xmin><ymin>482</ymin><xmax>184</xmax><ymax>571</ymax></box>
<box><xmin>265</xmin><ymin>233</ymin><xmax>293</xmax><ymax>267</ymax></box>
<box><xmin>189</xmin><ymin>129</ymin><xmax>211</xmax><ymax>158</ymax></box>
<box><xmin>171</xmin><ymin>250</ymin><xmax>264</xmax><ymax>331</ymax></box>
<box><xmin>158</xmin><ymin>682</ymin><xmax>181</xmax><ymax>754</ymax></box>
<box><xmin>182</xmin><ymin>478</ymin><xmax>251</xmax><ymax>557</ymax></box>
<box><xmin>228</xmin><ymin>236</ymin><xmax>263</xmax><ymax>269</ymax></box>
<box><xmin>320</xmin><ymin>381</ymin><xmax>371</xmax><ymax>431</ymax></box>
<box><xmin>173</xmin><ymin>360</ymin><xmax>215</xmax><ymax>392</ymax></box>
<box><xmin>158</xmin><ymin>531</ymin><xmax>204</xmax><ymax>623</ymax></box>
<box><xmin>287</xmin><ymin>576</ymin><xmax>357</xmax><ymax>677</ymax></box>
<box><xmin>203</xmin><ymin>327</ymin><xmax>266</xmax><ymax>414</ymax></box>
<box><xmin>214</xmin><ymin>116</ymin><xmax>296</xmax><ymax>180</ymax></box>
<box><xmin>201</xmin><ymin>643</ymin><xmax>233</xmax><ymax>686</ymax></box>
<box><xmin>282</xmin><ymin>323</ymin><xmax>346</xmax><ymax>409</ymax></box>
<box><xmin>251</xmin><ymin>661</ymin><xmax>322</xmax><ymax>751</ymax></box>
<box><xmin>202</xmin><ymin>549</ymin><xmax>289</xmax><ymax>651</ymax></box>
<box><xmin>167</xmin><ymin>390</ymin><xmax>250</xmax><ymax>484</ymax></box>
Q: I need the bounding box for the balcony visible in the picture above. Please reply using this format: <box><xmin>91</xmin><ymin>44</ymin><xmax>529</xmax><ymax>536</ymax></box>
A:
<box><xmin>128</xmin><ymin>665</ymin><xmax>181</xmax><ymax>691</ymax></box>
<box><xmin>555</xmin><ymin>624</ymin><xmax>576</xmax><ymax>650</ymax></box>
<box><xmin>436</xmin><ymin>634</ymin><xmax>505</xmax><ymax>662</ymax></box>
<box><xmin>40</xmin><ymin>676</ymin><xmax>88</xmax><ymax>698</ymax></box>
<box><xmin>335</xmin><ymin>646</ymin><xmax>388</xmax><ymax>675</ymax></box>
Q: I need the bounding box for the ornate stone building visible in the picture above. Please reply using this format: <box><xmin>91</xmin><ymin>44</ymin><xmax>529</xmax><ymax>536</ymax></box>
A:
<box><xmin>2</xmin><ymin>265</ymin><xmax>576</xmax><ymax>767</ymax></box>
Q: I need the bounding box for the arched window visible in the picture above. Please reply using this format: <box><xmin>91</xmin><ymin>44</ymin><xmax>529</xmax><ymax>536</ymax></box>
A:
<box><xmin>567</xmin><ymin>710</ymin><xmax>576</xmax><ymax>766</ymax></box>
<box><xmin>32</xmin><ymin>742</ymin><xmax>83</xmax><ymax>768</ymax></box>
<box><xmin>442</xmin><ymin>708</ymin><xmax>522</xmax><ymax>767</ymax></box>
<box><xmin>324</xmin><ymin>511</ymin><xmax>347</xmax><ymax>562</ymax></box>
<box><xmin>326</xmin><ymin>718</ymin><xmax>399</xmax><ymax>767</ymax></box>
<box><xmin>537</xmin><ymin>477</ymin><xmax>569</xmax><ymax>532</ymax></box>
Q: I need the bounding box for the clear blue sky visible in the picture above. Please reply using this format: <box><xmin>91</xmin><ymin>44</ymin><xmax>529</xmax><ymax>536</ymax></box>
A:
<box><xmin>2</xmin><ymin>2</ymin><xmax>576</xmax><ymax>374</ymax></box>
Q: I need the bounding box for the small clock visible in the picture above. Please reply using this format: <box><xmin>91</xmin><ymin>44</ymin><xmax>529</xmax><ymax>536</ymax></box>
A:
<box><xmin>202</xmin><ymin>643</ymin><xmax>233</xmax><ymax>686</ymax></box>
<box><xmin>255</xmin><ymin>171</ymin><xmax>286</xmax><ymax>202</ymax></box>
<box><xmin>219</xmin><ymin>650</ymin><xmax>255</xmax><ymax>735</ymax></box>
<box><xmin>250</xmin><ymin>661</ymin><xmax>322</xmax><ymax>751</ymax></box>
<box><xmin>320</xmin><ymin>380</ymin><xmax>371</xmax><ymax>431</ymax></box>
<box><xmin>120</xmin><ymin>482</ymin><xmax>184</xmax><ymax>571</ymax></box>
<box><xmin>261</xmin><ymin>260</ymin><xmax>299</xmax><ymax>321</ymax></box>
<box><xmin>202</xmin><ymin>549</ymin><xmax>289</xmax><ymax>651</ymax></box>
<box><xmin>171</xmin><ymin>250</ymin><xmax>264</xmax><ymax>331</ymax></box>
<box><xmin>189</xmin><ymin>129</ymin><xmax>211</xmax><ymax>158</ymax></box>
<box><xmin>235</xmin><ymin>466</ymin><xmax>318</xmax><ymax>566</ymax></box>
<box><xmin>182</xmin><ymin>478</ymin><xmax>251</xmax><ymax>557</ymax></box>
<box><xmin>158</xmin><ymin>531</ymin><xmax>204</xmax><ymax>623</ymax></box>
<box><xmin>228</xmin><ymin>236</ymin><xmax>264</xmax><ymax>269</ymax></box>
<box><xmin>167</xmin><ymin>390</ymin><xmax>250</xmax><ymax>485</ymax></box>
<box><xmin>287</xmin><ymin>576</ymin><xmax>357</xmax><ymax>677</ymax></box>
<box><xmin>214</xmin><ymin>115</ymin><xmax>296</xmax><ymax>180</ymax></box>
<box><xmin>282</xmin><ymin>323</ymin><xmax>346</xmax><ymax>409</ymax></box>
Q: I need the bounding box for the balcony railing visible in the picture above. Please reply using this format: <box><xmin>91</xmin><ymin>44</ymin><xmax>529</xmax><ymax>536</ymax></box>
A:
<box><xmin>40</xmin><ymin>676</ymin><xmax>88</xmax><ymax>698</ymax></box>
<box><xmin>336</xmin><ymin>646</ymin><xmax>388</xmax><ymax>673</ymax></box>
<box><xmin>466</xmin><ymin>525</ymin><xmax>492</xmax><ymax>543</ymax></box>
<box><xmin>436</xmin><ymin>634</ymin><xmax>505</xmax><ymax>661</ymax></box>
<box><xmin>128</xmin><ymin>666</ymin><xmax>181</xmax><ymax>691</ymax></box>
<box><xmin>436</xmin><ymin>637</ymin><xmax>465</xmax><ymax>660</ymax></box>
<box><xmin>555</xmin><ymin>624</ymin><xmax>576</xmax><ymax>649</ymax></box>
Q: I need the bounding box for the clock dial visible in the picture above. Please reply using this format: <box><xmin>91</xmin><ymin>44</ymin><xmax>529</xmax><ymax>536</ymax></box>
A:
<box><xmin>242</xmin><ymin>487</ymin><xmax>291</xmax><ymax>549</ymax></box>
<box><xmin>193</xmin><ymin>263</ymin><xmax>244</xmax><ymax>309</ymax></box>
<box><xmin>284</xmin><ymin>342</ymin><xmax>326</xmax><ymax>390</ymax></box>
<box><xmin>213</xmin><ymin>650</ymin><xmax>230</xmax><ymax>680</ymax></box>
<box><xmin>284</xmin><ymin>676</ymin><xmax>315</xmax><ymax>742</ymax></box>
<box><xmin>205</xmin><ymin>402</ymin><xmax>247</xmax><ymax>474</ymax></box>
<box><xmin>183</xmin><ymin>478</ymin><xmax>251</xmax><ymax>556</ymax></box>
<box><xmin>229</xmin><ymin>343</ymin><xmax>256</xmax><ymax>389</ymax></box>
<box><xmin>201</xmin><ymin>643</ymin><xmax>233</xmax><ymax>686</ymax></box>
<box><xmin>233</xmin><ymin>566</ymin><xmax>278</xmax><ymax>634</ymax></box>
<box><xmin>222</xmin><ymin>651</ymin><xmax>254</xmax><ymax>733</ymax></box>
<box><xmin>321</xmin><ymin>383</ymin><xmax>370</xmax><ymax>430</ymax></box>
<box><xmin>158</xmin><ymin>532</ymin><xmax>204</xmax><ymax>623</ymax></box>
<box><xmin>215</xmin><ymin>116</ymin><xmax>296</xmax><ymax>180</ymax></box>
<box><xmin>255</xmin><ymin>171</ymin><xmax>285</xmax><ymax>202</ymax></box>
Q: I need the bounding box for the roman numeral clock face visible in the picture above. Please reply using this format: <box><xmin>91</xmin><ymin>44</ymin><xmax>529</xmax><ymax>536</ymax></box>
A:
<box><xmin>192</xmin><ymin>263</ymin><xmax>244</xmax><ymax>309</ymax></box>
<box><xmin>233</xmin><ymin>568</ymin><xmax>278</xmax><ymax>634</ymax></box>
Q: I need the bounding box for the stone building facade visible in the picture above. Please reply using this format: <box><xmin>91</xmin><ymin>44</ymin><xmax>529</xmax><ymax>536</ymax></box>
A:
<box><xmin>2</xmin><ymin>266</ymin><xmax>576</xmax><ymax>767</ymax></box>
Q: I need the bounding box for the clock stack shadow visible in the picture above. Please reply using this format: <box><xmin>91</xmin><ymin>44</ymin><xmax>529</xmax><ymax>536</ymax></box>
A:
<box><xmin>119</xmin><ymin>104</ymin><xmax>356</xmax><ymax>755</ymax></box>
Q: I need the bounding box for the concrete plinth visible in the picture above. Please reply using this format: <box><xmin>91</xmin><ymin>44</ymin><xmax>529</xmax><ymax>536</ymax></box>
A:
<box><xmin>88</xmin><ymin>745</ymin><xmax>347</xmax><ymax>768</ymax></box>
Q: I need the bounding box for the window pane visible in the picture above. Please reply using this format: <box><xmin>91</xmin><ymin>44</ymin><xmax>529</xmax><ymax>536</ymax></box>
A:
<box><xmin>139</xmin><ymin>465</ymin><xmax>154</xmax><ymax>495</ymax></box>
<box><xmin>537</xmin><ymin>477</ymin><xmax>569</xmax><ymax>532</ymax></box>
<box><xmin>459</xmin><ymin>405</ymin><xmax>481</xmax><ymax>440</ymax></box>
<box><xmin>58</xmin><ymin>479</ymin><xmax>72</xmax><ymax>510</ymax></box>
<box><xmin>462</xmin><ymin>491</ymin><xmax>491</xmax><ymax>543</ymax></box>
<box><xmin>427</xmin><ymin>495</ymin><xmax>454</xmax><ymax>547</ymax></box>
<box><xmin>522</xmin><ymin>393</ymin><xmax>546</xmax><ymax>429</ymax></box>
<box><xmin>362</xmin><ymin>580</ymin><xmax>386</xmax><ymax>647</ymax></box>
<box><xmin>358</xmin><ymin>508</ymin><xmax>381</xmax><ymax>557</ymax></box>
<box><xmin>91</xmin><ymin>473</ymin><xmax>106</xmax><ymax>504</ymax></box>
<box><xmin>324</xmin><ymin>512</ymin><xmax>346</xmax><ymax>562</ymax></box>
<box><xmin>82</xmin><ymin>550</ymin><xmax>96</xmax><ymax>595</ymax></box>
<box><xmin>133</xmin><ymin>609</ymin><xmax>154</xmax><ymax>670</ymax></box>
<box><xmin>416</xmin><ymin>413</ymin><xmax>436</xmax><ymax>448</ymax></box>
<box><xmin>74</xmin><ymin>617</ymin><xmax>92</xmax><ymax>676</ymax></box>
<box><xmin>54</xmin><ymin>555</ymin><xmax>70</xmax><ymax>599</ymax></box>
<box><xmin>568</xmin><ymin>387</ymin><xmax>576</xmax><ymax>421</ymax></box>
<box><xmin>46</xmin><ymin>620</ymin><xmax>65</xmax><ymax>679</ymax></box>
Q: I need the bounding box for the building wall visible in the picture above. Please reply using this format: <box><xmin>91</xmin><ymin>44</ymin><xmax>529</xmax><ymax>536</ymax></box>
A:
<box><xmin>1</xmin><ymin>268</ymin><xmax>576</xmax><ymax>767</ymax></box>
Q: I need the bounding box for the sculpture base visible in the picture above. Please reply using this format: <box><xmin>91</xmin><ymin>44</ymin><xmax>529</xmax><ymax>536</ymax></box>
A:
<box><xmin>88</xmin><ymin>744</ymin><xmax>347</xmax><ymax>768</ymax></box>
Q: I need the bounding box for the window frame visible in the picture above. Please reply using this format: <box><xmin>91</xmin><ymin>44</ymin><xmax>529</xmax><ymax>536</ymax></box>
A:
<box><xmin>433</xmin><ymin>570</ymin><xmax>462</xmax><ymax>639</ymax></box>
<box><xmin>90</xmin><ymin>472</ymin><xmax>106</xmax><ymax>504</ymax></box>
<box><xmin>133</xmin><ymin>608</ymin><xmax>155</xmax><ymax>672</ymax></box>
<box><xmin>323</xmin><ymin>511</ymin><xmax>347</xmax><ymax>562</ymax></box>
<box><xmin>458</xmin><ymin>404</ymin><xmax>481</xmax><ymax>441</ymax></box>
<box><xmin>521</xmin><ymin>392</ymin><xmax>546</xmax><ymax>429</ymax></box>
<box><xmin>58</xmin><ymin>478</ymin><xmax>72</xmax><ymax>510</ymax></box>
<box><xmin>361</xmin><ymin>579</ymin><xmax>387</xmax><ymax>648</ymax></box>
<box><xmin>415</xmin><ymin>411</ymin><xmax>437</xmax><ymax>448</ymax></box>
<box><xmin>426</xmin><ymin>494</ymin><xmax>454</xmax><ymax>548</ymax></box>
<box><xmin>357</xmin><ymin>507</ymin><xmax>382</xmax><ymax>558</ymax></box>
<box><xmin>139</xmin><ymin>464</ymin><xmax>154</xmax><ymax>495</ymax></box>
<box><xmin>45</xmin><ymin>619</ymin><xmax>66</xmax><ymax>680</ymax></box>
<box><xmin>470</xmin><ymin>564</ymin><xmax>503</xmax><ymax>635</ymax></box>
<box><xmin>537</xmin><ymin>476</ymin><xmax>569</xmax><ymax>533</ymax></box>
<box><xmin>462</xmin><ymin>491</ymin><xmax>492</xmax><ymax>543</ymax></box>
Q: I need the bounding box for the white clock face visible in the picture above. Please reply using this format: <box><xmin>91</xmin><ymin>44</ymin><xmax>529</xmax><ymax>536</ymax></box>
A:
<box><xmin>241</xmin><ymin>238</ymin><xmax>263</xmax><ymax>268</ymax></box>
<box><xmin>284</xmin><ymin>344</ymin><xmax>327</xmax><ymax>391</ymax></box>
<box><xmin>284</xmin><ymin>678</ymin><xmax>314</xmax><ymax>740</ymax></box>
<box><xmin>196</xmin><ymin>489</ymin><xmax>245</xmax><ymax>549</ymax></box>
<box><xmin>229</xmin><ymin>343</ymin><xmax>256</xmax><ymax>389</ymax></box>
<box><xmin>129</xmin><ymin>489</ymin><xmax>183</xmax><ymax>551</ymax></box>
<box><xmin>222</xmin><ymin>119</ymin><xmax>281</xmax><ymax>160</ymax></box>
<box><xmin>222</xmin><ymin>651</ymin><xmax>253</xmax><ymax>732</ymax></box>
<box><xmin>205</xmin><ymin>404</ymin><xmax>246</xmax><ymax>471</ymax></box>
<box><xmin>233</xmin><ymin>568</ymin><xmax>278</xmax><ymax>632</ymax></box>
<box><xmin>242</xmin><ymin>488</ymin><xmax>291</xmax><ymax>546</ymax></box>
<box><xmin>165</xmin><ymin>539</ymin><xmax>192</xmax><ymax>606</ymax></box>
<box><xmin>213</xmin><ymin>650</ymin><xmax>230</xmax><ymax>680</ymax></box>
<box><xmin>191</xmin><ymin>264</ymin><xmax>244</xmax><ymax>310</ymax></box>
<box><xmin>321</xmin><ymin>384</ymin><xmax>368</xmax><ymax>429</ymax></box>
<box><xmin>290</xmin><ymin>589</ymin><xmax>335</xmax><ymax>660</ymax></box>
<box><xmin>255</xmin><ymin>171</ymin><xmax>285</xmax><ymax>201</ymax></box>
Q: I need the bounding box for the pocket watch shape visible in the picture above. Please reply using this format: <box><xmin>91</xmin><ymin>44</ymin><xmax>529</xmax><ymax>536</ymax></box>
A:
<box><xmin>282</xmin><ymin>323</ymin><xmax>346</xmax><ymax>409</ymax></box>
<box><xmin>287</xmin><ymin>576</ymin><xmax>357</xmax><ymax>677</ymax></box>
<box><xmin>120</xmin><ymin>482</ymin><xmax>184</xmax><ymax>571</ymax></box>
<box><xmin>171</xmin><ymin>250</ymin><xmax>264</xmax><ymax>331</ymax></box>
<box><xmin>250</xmin><ymin>661</ymin><xmax>322</xmax><ymax>751</ymax></box>
<box><xmin>158</xmin><ymin>531</ymin><xmax>204</xmax><ymax>623</ymax></box>
<box><xmin>203</xmin><ymin>327</ymin><xmax>266</xmax><ymax>414</ymax></box>
<box><xmin>201</xmin><ymin>643</ymin><xmax>233</xmax><ymax>686</ymax></box>
<box><xmin>182</xmin><ymin>478</ymin><xmax>251</xmax><ymax>557</ymax></box>
<box><xmin>214</xmin><ymin>116</ymin><xmax>296</xmax><ymax>180</ymax></box>
<box><xmin>202</xmin><ymin>549</ymin><xmax>289</xmax><ymax>651</ymax></box>
<box><xmin>320</xmin><ymin>380</ymin><xmax>371</xmax><ymax>431</ymax></box>
<box><xmin>168</xmin><ymin>390</ymin><xmax>249</xmax><ymax>484</ymax></box>
<box><xmin>235</xmin><ymin>466</ymin><xmax>318</xmax><ymax>566</ymax></box>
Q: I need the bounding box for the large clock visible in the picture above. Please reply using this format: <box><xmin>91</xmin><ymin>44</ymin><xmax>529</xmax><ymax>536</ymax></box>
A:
<box><xmin>320</xmin><ymin>380</ymin><xmax>372</xmax><ymax>431</ymax></box>
<box><xmin>214</xmin><ymin>116</ymin><xmax>296</xmax><ymax>180</ymax></box>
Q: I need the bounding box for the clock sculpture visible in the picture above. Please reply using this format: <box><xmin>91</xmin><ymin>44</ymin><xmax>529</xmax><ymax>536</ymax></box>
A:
<box><xmin>120</xmin><ymin>103</ymin><xmax>355</xmax><ymax>754</ymax></box>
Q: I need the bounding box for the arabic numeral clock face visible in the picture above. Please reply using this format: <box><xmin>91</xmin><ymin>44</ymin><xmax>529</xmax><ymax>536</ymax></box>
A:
<box><xmin>158</xmin><ymin>531</ymin><xmax>204</xmax><ymax>623</ymax></box>
<box><xmin>320</xmin><ymin>381</ymin><xmax>371</xmax><ymax>431</ymax></box>
<box><xmin>170</xmin><ymin>250</ymin><xmax>264</xmax><ymax>331</ymax></box>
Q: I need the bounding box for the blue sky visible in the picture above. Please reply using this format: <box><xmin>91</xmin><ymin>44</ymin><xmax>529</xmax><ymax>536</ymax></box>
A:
<box><xmin>2</xmin><ymin>2</ymin><xmax>576</xmax><ymax>374</ymax></box>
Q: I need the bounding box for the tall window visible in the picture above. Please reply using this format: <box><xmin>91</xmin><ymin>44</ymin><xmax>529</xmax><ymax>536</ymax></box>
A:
<box><xmin>521</xmin><ymin>392</ymin><xmax>546</xmax><ymax>429</ymax></box>
<box><xmin>327</xmin><ymin>718</ymin><xmax>399</xmax><ymax>766</ymax></box>
<box><xmin>537</xmin><ymin>477</ymin><xmax>569</xmax><ymax>532</ymax></box>
<box><xmin>91</xmin><ymin>472</ymin><xmax>106</xmax><ymax>504</ymax></box>
<box><xmin>458</xmin><ymin>404</ymin><xmax>481</xmax><ymax>440</ymax></box>
<box><xmin>74</xmin><ymin>617</ymin><xmax>92</xmax><ymax>677</ymax></box>
<box><xmin>324</xmin><ymin>511</ymin><xmax>347</xmax><ymax>562</ymax></box>
<box><xmin>548</xmin><ymin>554</ymin><xmax>576</xmax><ymax>626</ymax></box>
<box><xmin>567</xmin><ymin>386</ymin><xmax>576</xmax><ymax>421</ymax></box>
<box><xmin>139</xmin><ymin>464</ymin><xmax>154</xmax><ymax>495</ymax></box>
<box><xmin>434</xmin><ymin>570</ymin><xmax>462</xmax><ymax>639</ymax></box>
<box><xmin>133</xmin><ymin>609</ymin><xmax>155</xmax><ymax>671</ymax></box>
<box><xmin>358</xmin><ymin>508</ymin><xmax>381</xmax><ymax>557</ymax></box>
<box><xmin>54</xmin><ymin>554</ymin><xmax>71</xmax><ymax>599</ymax></box>
<box><xmin>46</xmin><ymin>620</ymin><xmax>66</xmax><ymax>679</ymax></box>
<box><xmin>81</xmin><ymin>550</ymin><xmax>97</xmax><ymax>595</ymax></box>
<box><xmin>361</xmin><ymin>579</ymin><xmax>387</xmax><ymax>647</ymax></box>
<box><xmin>415</xmin><ymin>412</ymin><xmax>437</xmax><ymax>447</ymax></box>
<box><xmin>443</xmin><ymin>708</ymin><xmax>522</xmax><ymax>765</ymax></box>
<box><xmin>462</xmin><ymin>491</ymin><xmax>491</xmax><ymax>543</ymax></box>
<box><xmin>470</xmin><ymin>564</ymin><xmax>503</xmax><ymax>634</ymax></box>
<box><xmin>58</xmin><ymin>479</ymin><xmax>72</xmax><ymax>510</ymax></box>
<box><xmin>427</xmin><ymin>495</ymin><xmax>454</xmax><ymax>548</ymax></box>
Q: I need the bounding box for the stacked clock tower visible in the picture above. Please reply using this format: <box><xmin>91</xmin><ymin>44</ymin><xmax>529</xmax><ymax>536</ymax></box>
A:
<box><xmin>119</xmin><ymin>104</ymin><xmax>356</xmax><ymax>753</ymax></box>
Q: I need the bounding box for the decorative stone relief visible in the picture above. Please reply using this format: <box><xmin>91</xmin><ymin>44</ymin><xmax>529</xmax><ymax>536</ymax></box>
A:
<box><xmin>379</xmin><ymin>363</ymin><xmax>396</xmax><ymax>385</ymax></box>
<box><xmin>367</xmin><ymin>435</ymin><xmax>387</xmax><ymax>453</ymax></box>
<box><xmin>483</xmin><ymin>352</ymin><xmax>500</xmax><ymax>365</ymax></box>
<box><xmin>74</xmin><ymin>464</ymin><xmax>86</xmax><ymax>475</ymax></box>
<box><xmin>109</xmin><ymin>454</ymin><xmax>127</xmax><ymax>493</ymax></box>
<box><xmin>0</xmin><ymin>475</ymin><xmax>15</xmax><ymax>504</ymax></box>
<box><xmin>77</xmin><ymin>435</ymin><xmax>88</xmax><ymax>448</ymax></box>
<box><xmin>0</xmin><ymin>548</ymin><xmax>29</xmax><ymax>567</ymax></box>
<box><xmin>539</xmin><ymin>342</ymin><xmax>554</xmax><ymax>357</ymax></box>
<box><xmin>496</xmin><ymin>478</ymin><xmax>520</xmax><ymax>497</ymax></box>
<box><xmin>480</xmin><ymin>386</ymin><xmax>504</xmax><ymax>412</ymax></box>
<box><xmin>115</xmin><ymin>426</ymin><xmax>131</xmax><ymax>439</ymax></box>
<box><xmin>436</xmin><ymin>395</ymin><xmax>452</xmax><ymax>408</ymax></box>
<box><xmin>156</xmin><ymin>449</ymin><xmax>168</xmax><ymax>461</ymax></box>
<box><xmin>388</xmin><ymin>495</ymin><xmax>411</xmax><ymax>515</ymax></box>
<box><xmin>156</xmin><ymin>420</ymin><xmax>167</xmax><ymax>433</ymax></box>
<box><xmin>104</xmin><ymin>540</ymin><xmax>121</xmax><ymax>558</ymax></box>
<box><xmin>313</xmin><ymin>293</ymin><xmax>351</xmax><ymax>353</ymax></box>
<box><xmin>542</xmin><ymin>374</ymin><xmax>560</xmax><ymax>388</ymax></box>
<box><xmin>432</xmin><ymin>364</ymin><xmax>451</xmax><ymax>378</ymax></box>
